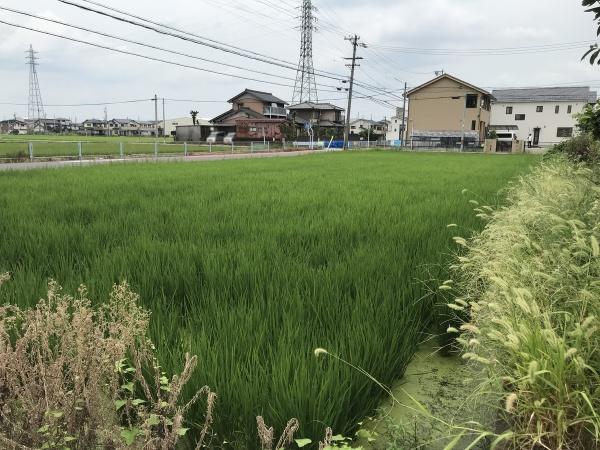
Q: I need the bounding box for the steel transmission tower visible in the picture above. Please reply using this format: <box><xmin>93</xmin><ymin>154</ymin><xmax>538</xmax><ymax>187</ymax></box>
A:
<box><xmin>292</xmin><ymin>0</ymin><xmax>318</xmax><ymax>104</ymax></box>
<box><xmin>26</xmin><ymin>45</ymin><xmax>46</xmax><ymax>130</ymax></box>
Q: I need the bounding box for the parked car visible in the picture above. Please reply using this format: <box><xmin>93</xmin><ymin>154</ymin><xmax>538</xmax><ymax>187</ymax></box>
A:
<box><xmin>496</xmin><ymin>131</ymin><xmax>518</xmax><ymax>142</ymax></box>
<box><xmin>206</xmin><ymin>131</ymin><xmax>225</xmax><ymax>144</ymax></box>
<box><xmin>223</xmin><ymin>132</ymin><xmax>236</xmax><ymax>144</ymax></box>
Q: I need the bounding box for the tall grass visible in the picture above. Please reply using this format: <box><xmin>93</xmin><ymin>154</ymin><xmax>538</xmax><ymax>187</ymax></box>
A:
<box><xmin>449</xmin><ymin>157</ymin><xmax>600</xmax><ymax>449</ymax></box>
<box><xmin>0</xmin><ymin>152</ymin><xmax>536</xmax><ymax>447</ymax></box>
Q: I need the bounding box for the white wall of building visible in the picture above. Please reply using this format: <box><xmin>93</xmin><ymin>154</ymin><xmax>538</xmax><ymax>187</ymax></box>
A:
<box><xmin>386</xmin><ymin>116</ymin><xmax>405</xmax><ymax>141</ymax></box>
<box><xmin>164</xmin><ymin>117</ymin><xmax>210</xmax><ymax>136</ymax></box>
<box><xmin>490</xmin><ymin>101</ymin><xmax>586</xmax><ymax>144</ymax></box>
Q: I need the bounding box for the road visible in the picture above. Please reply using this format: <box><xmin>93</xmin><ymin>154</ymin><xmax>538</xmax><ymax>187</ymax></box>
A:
<box><xmin>0</xmin><ymin>149</ymin><xmax>333</xmax><ymax>171</ymax></box>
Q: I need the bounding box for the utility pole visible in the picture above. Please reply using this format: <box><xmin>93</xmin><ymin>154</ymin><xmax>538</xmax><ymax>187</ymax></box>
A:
<box><xmin>461</xmin><ymin>98</ymin><xmax>466</xmax><ymax>152</ymax></box>
<box><xmin>401</xmin><ymin>82</ymin><xmax>407</xmax><ymax>145</ymax></box>
<box><xmin>154</xmin><ymin>94</ymin><xmax>158</xmax><ymax>157</ymax></box>
<box><xmin>162</xmin><ymin>97</ymin><xmax>166</xmax><ymax>143</ymax></box>
<box><xmin>104</xmin><ymin>106</ymin><xmax>108</xmax><ymax>137</ymax></box>
<box><xmin>343</xmin><ymin>34</ymin><xmax>365</xmax><ymax>150</ymax></box>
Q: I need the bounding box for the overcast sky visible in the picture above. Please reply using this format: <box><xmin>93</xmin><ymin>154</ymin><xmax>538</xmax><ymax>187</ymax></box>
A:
<box><xmin>1</xmin><ymin>0</ymin><xmax>599</xmax><ymax>122</ymax></box>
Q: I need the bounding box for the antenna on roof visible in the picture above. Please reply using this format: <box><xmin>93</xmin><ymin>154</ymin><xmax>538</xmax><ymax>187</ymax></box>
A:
<box><xmin>434</xmin><ymin>70</ymin><xmax>445</xmax><ymax>77</ymax></box>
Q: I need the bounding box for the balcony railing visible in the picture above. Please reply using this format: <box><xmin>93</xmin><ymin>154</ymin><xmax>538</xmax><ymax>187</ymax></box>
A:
<box><xmin>263</xmin><ymin>106</ymin><xmax>287</xmax><ymax>117</ymax></box>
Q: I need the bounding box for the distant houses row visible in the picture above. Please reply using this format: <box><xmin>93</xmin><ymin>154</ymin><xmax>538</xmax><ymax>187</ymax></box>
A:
<box><xmin>0</xmin><ymin>117</ymin><xmax>161</xmax><ymax>136</ymax></box>
<box><xmin>1</xmin><ymin>74</ymin><xmax>597</xmax><ymax>147</ymax></box>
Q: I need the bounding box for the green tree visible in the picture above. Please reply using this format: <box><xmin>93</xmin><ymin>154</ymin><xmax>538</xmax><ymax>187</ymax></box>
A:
<box><xmin>190</xmin><ymin>110</ymin><xmax>199</xmax><ymax>126</ymax></box>
<box><xmin>358</xmin><ymin>128</ymin><xmax>382</xmax><ymax>140</ymax></box>
<box><xmin>582</xmin><ymin>1</ymin><xmax>600</xmax><ymax>63</ymax></box>
<box><xmin>575</xmin><ymin>101</ymin><xmax>600</xmax><ymax>139</ymax></box>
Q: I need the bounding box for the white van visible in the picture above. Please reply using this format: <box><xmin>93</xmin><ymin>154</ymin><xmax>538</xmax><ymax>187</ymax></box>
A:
<box><xmin>495</xmin><ymin>131</ymin><xmax>518</xmax><ymax>142</ymax></box>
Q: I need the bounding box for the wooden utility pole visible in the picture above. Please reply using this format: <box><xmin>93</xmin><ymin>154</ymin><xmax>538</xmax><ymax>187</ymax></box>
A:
<box><xmin>401</xmin><ymin>82</ymin><xmax>407</xmax><ymax>145</ymax></box>
<box><xmin>343</xmin><ymin>35</ymin><xmax>365</xmax><ymax>150</ymax></box>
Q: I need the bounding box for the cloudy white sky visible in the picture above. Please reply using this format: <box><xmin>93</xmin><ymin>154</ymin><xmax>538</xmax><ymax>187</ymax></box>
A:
<box><xmin>1</xmin><ymin>0</ymin><xmax>599</xmax><ymax>122</ymax></box>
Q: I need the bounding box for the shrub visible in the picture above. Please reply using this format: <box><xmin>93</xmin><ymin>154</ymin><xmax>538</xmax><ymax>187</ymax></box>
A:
<box><xmin>547</xmin><ymin>134</ymin><xmax>600</xmax><ymax>164</ymax></box>
<box><xmin>0</xmin><ymin>276</ymin><xmax>216</xmax><ymax>450</ymax></box>
<box><xmin>449</xmin><ymin>159</ymin><xmax>600</xmax><ymax>449</ymax></box>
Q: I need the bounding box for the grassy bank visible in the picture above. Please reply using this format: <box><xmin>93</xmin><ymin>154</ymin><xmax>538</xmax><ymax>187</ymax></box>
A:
<box><xmin>450</xmin><ymin>158</ymin><xmax>600</xmax><ymax>449</ymax></box>
<box><xmin>0</xmin><ymin>152</ymin><xmax>537</xmax><ymax>446</ymax></box>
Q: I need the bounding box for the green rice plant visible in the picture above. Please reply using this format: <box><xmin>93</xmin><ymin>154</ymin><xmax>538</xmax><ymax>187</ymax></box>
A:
<box><xmin>449</xmin><ymin>157</ymin><xmax>600</xmax><ymax>449</ymax></box>
<box><xmin>0</xmin><ymin>152</ymin><xmax>536</xmax><ymax>447</ymax></box>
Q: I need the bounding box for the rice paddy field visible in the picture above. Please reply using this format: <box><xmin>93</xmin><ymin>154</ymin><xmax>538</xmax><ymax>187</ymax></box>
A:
<box><xmin>0</xmin><ymin>137</ymin><xmax>255</xmax><ymax>159</ymax></box>
<box><xmin>0</xmin><ymin>152</ymin><xmax>537</xmax><ymax>447</ymax></box>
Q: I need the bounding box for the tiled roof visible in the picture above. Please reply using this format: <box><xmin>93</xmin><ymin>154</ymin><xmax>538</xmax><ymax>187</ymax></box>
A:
<box><xmin>228</xmin><ymin>89</ymin><xmax>287</xmax><ymax>105</ymax></box>
<box><xmin>492</xmin><ymin>87</ymin><xmax>597</xmax><ymax>103</ymax></box>
<box><xmin>211</xmin><ymin>107</ymin><xmax>265</xmax><ymax>123</ymax></box>
<box><xmin>288</xmin><ymin>102</ymin><xmax>344</xmax><ymax>111</ymax></box>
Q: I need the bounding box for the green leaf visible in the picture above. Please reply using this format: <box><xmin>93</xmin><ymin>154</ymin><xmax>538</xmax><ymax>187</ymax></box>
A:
<box><xmin>115</xmin><ymin>400</ymin><xmax>127</xmax><ymax>411</ymax></box>
<box><xmin>115</xmin><ymin>358</ymin><xmax>127</xmax><ymax>373</ymax></box>
<box><xmin>132</xmin><ymin>399</ymin><xmax>146</xmax><ymax>406</ymax></box>
<box><xmin>159</xmin><ymin>376</ymin><xmax>169</xmax><ymax>385</ymax></box>
<box><xmin>177</xmin><ymin>427</ymin><xmax>190</xmax><ymax>436</ymax></box>
<box><xmin>442</xmin><ymin>431</ymin><xmax>465</xmax><ymax>450</ymax></box>
<box><xmin>63</xmin><ymin>436</ymin><xmax>76</xmax><ymax>442</ymax></box>
<box><xmin>591</xmin><ymin>236</ymin><xmax>599</xmax><ymax>257</ymax></box>
<box><xmin>331</xmin><ymin>434</ymin><xmax>345</xmax><ymax>441</ymax></box>
<box><xmin>121</xmin><ymin>382</ymin><xmax>134</xmax><ymax>393</ymax></box>
<box><xmin>37</xmin><ymin>425</ymin><xmax>49</xmax><ymax>433</ymax></box>
<box><xmin>146</xmin><ymin>414</ymin><xmax>160</xmax><ymax>426</ymax></box>
<box><xmin>295</xmin><ymin>438</ymin><xmax>312</xmax><ymax>447</ymax></box>
<box><xmin>121</xmin><ymin>427</ymin><xmax>140</xmax><ymax>445</ymax></box>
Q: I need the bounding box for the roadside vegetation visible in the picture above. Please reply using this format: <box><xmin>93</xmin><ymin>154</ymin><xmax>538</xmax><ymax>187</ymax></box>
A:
<box><xmin>0</xmin><ymin>152</ymin><xmax>535</xmax><ymax>447</ymax></box>
<box><xmin>447</xmin><ymin>148</ymin><xmax>600</xmax><ymax>448</ymax></box>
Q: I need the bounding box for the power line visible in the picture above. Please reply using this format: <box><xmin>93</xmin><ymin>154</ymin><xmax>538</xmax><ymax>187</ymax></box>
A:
<box><xmin>0</xmin><ymin>99</ymin><xmax>153</xmax><ymax>106</ymax></box>
<box><xmin>58</xmin><ymin>0</ymin><xmax>401</xmax><ymax>97</ymax></box>
<box><xmin>57</xmin><ymin>0</ymin><xmax>345</xmax><ymax>82</ymax></box>
<box><xmin>0</xmin><ymin>19</ymin><xmax>319</xmax><ymax>90</ymax></box>
<box><xmin>367</xmin><ymin>40</ymin><xmax>594</xmax><ymax>55</ymax></box>
<box><xmin>0</xmin><ymin>6</ymin><xmax>308</xmax><ymax>85</ymax></box>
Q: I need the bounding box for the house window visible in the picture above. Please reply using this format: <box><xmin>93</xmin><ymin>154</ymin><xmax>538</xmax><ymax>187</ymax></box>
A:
<box><xmin>536</xmin><ymin>106</ymin><xmax>543</xmax><ymax>112</ymax></box>
<box><xmin>515</xmin><ymin>114</ymin><xmax>526</xmax><ymax>121</ymax></box>
<box><xmin>506</xmin><ymin>106</ymin><xmax>513</xmax><ymax>114</ymax></box>
<box><xmin>555</xmin><ymin>105</ymin><xmax>560</xmax><ymax>114</ymax></box>
<box><xmin>466</xmin><ymin>94</ymin><xmax>478</xmax><ymax>108</ymax></box>
<box><xmin>471</xmin><ymin>120</ymin><xmax>476</xmax><ymax>130</ymax></box>
<box><xmin>249</xmin><ymin>127</ymin><xmax>257</xmax><ymax>132</ymax></box>
<box><xmin>557</xmin><ymin>127</ymin><xmax>573</xmax><ymax>137</ymax></box>
<box><xmin>567</xmin><ymin>105</ymin><xmax>573</xmax><ymax>114</ymax></box>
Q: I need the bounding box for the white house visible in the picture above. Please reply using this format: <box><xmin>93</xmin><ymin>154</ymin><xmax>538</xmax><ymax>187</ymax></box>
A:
<box><xmin>349</xmin><ymin>118</ymin><xmax>387</xmax><ymax>137</ymax></box>
<box><xmin>490</xmin><ymin>87</ymin><xmax>597</xmax><ymax>146</ymax></box>
<box><xmin>0</xmin><ymin>119</ymin><xmax>28</xmax><ymax>134</ymax></box>
<box><xmin>385</xmin><ymin>107</ymin><xmax>407</xmax><ymax>142</ymax></box>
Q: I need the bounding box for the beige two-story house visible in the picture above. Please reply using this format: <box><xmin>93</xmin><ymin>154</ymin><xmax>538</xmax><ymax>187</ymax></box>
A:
<box><xmin>406</xmin><ymin>74</ymin><xmax>493</xmax><ymax>145</ymax></box>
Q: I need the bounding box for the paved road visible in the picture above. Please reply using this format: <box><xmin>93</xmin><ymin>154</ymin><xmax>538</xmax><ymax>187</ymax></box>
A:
<box><xmin>0</xmin><ymin>149</ymin><xmax>333</xmax><ymax>171</ymax></box>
